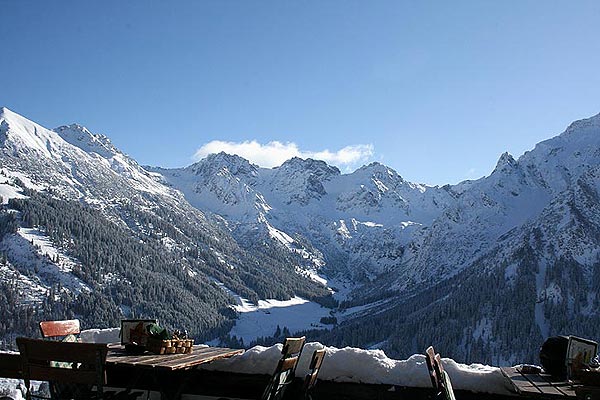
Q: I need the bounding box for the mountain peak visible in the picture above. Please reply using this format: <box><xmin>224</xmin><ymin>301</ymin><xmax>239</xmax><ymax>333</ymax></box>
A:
<box><xmin>491</xmin><ymin>152</ymin><xmax>519</xmax><ymax>177</ymax></box>
<box><xmin>54</xmin><ymin>124</ymin><xmax>118</xmax><ymax>158</ymax></box>
<box><xmin>191</xmin><ymin>152</ymin><xmax>258</xmax><ymax>177</ymax></box>
<box><xmin>0</xmin><ymin>107</ymin><xmax>61</xmax><ymax>157</ymax></box>
<box><xmin>56</xmin><ymin>123</ymin><xmax>92</xmax><ymax>135</ymax></box>
<box><xmin>563</xmin><ymin>111</ymin><xmax>600</xmax><ymax>137</ymax></box>
<box><xmin>205</xmin><ymin>151</ymin><xmax>255</xmax><ymax>166</ymax></box>
<box><xmin>495</xmin><ymin>152</ymin><xmax>516</xmax><ymax>169</ymax></box>
<box><xmin>279</xmin><ymin>157</ymin><xmax>341</xmax><ymax>177</ymax></box>
<box><xmin>357</xmin><ymin>161</ymin><xmax>399</xmax><ymax>176</ymax></box>
<box><xmin>0</xmin><ymin>107</ymin><xmax>25</xmax><ymax>123</ymax></box>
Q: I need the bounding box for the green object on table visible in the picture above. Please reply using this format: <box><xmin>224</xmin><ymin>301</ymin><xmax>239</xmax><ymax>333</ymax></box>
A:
<box><xmin>146</xmin><ymin>323</ymin><xmax>170</xmax><ymax>340</ymax></box>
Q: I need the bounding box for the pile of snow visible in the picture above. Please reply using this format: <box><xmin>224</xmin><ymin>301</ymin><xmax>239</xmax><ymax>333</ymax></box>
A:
<box><xmin>200</xmin><ymin>342</ymin><xmax>514</xmax><ymax>395</ymax></box>
<box><xmin>80</xmin><ymin>328</ymin><xmax>120</xmax><ymax>344</ymax></box>
<box><xmin>0</xmin><ymin>378</ymin><xmax>24</xmax><ymax>400</ymax></box>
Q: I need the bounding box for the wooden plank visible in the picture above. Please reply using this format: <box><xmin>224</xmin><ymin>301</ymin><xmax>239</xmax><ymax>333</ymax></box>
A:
<box><xmin>0</xmin><ymin>352</ymin><xmax>22</xmax><ymax>379</ymax></box>
<box><xmin>39</xmin><ymin>319</ymin><xmax>80</xmax><ymax>338</ymax></box>
<box><xmin>500</xmin><ymin>367</ymin><xmax>543</xmax><ymax>396</ymax></box>
<box><xmin>525</xmin><ymin>373</ymin><xmax>570</xmax><ymax>397</ymax></box>
<box><xmin>425</xmin><ymin>346</ymin><xmax>439</xmax><ymax>389</ymax></box>
<box><xmin>154</xmin><ymin>348</ymin><xmax>243</xmax><ymax>370</ymax></box>
<box><xmin>107</xmin><ymin>352</ymin><xmax>168</xmax><ymax>366</ymax></box>
<box><xmin>133</xmin><ymin>348</ymin><xmax>238</xmax><ymax>369</ymax></box>
<box><xmin>149</xmin><ymin>353</ymin><xmax>206</xmax><ymax>369</ymax></box>
<box><xmin>537</xmin><ymin>374</ymin><xmax>577</xmax><ymax>397</ymax></box>
<box><xmin>279</xmin><ymin>356</ymin><xmax>299</xmax><ymax>372</ymax></box>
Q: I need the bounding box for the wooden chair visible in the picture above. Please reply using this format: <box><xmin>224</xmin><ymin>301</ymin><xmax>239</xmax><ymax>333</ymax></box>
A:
<box><xmin>16</xmin><ymin>337</ymin><xmax>109</xmax><ymax>400</ymax></box>
<box><xmin>425</xmin><ymin>346</ymin><xmax>456</xmax><ymax>400</ymax></box>
<box><xmin>260</xmin><ymin>337</ymin><xmax>306</xmax><ymax>400</ymax></box>
<box><xmin>302</xmin><ymin>349</ymin><xmax>326</xmax><ymax>400</ymax></box>
<box><xmin>215</xmin><ymin>337</ymin><xmax>306</xmax><ymax>400</ymax></box>
<box><xmin>38</xmin><ymin>319</ymin><xmax>82</xmax><ymax>398</ymax></box>
<box><xmin>39</xmin><ymin>319</ymin><xmax>81</xmax><ymax>340</ymax></box>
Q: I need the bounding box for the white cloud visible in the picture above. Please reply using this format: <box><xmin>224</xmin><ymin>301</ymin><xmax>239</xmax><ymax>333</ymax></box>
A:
<box><xmin>193</xmin><ymin>140</ymin><xmax>374</xmax><ymax>170</ymax></box>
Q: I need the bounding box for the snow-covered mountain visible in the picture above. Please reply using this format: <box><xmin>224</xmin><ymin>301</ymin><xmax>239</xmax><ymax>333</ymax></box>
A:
<box><xmin>1</xmin><ymin>105</ymin><xmax>599</xmax><ymax>364</ymax></box>
<box><xmin>308</xmin><ymin>112</ymin><xmax>600</xmax><ymax>363</ymax></box>
<box><xmin>151</xmin><ymin>154</ymin><xmax>457</xmax><ymax>283</ymax></box>
<box><xmin>0</xmin><ymin>107</ymin><xmax>179</xmax><ymax>203</ymax></box>
<box><xmin>0</xmin><ymin>107</ymin><xmax>331</xmax><ymax>344</ymax></box>
<box><xmin>392</xmin><ymin>112</ymin><xmax>600</xmax><ymax>289</ymax></box>
<box><xmin>152</xmin><ymin>111</ymin><xmax>600</xmax><ymax>363</ymax></box>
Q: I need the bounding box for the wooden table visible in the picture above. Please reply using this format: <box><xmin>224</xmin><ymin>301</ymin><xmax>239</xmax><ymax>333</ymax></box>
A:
<box><xmin>106</xmin><ymin>344</ymin><xmax>243</xmax><ymax>371</ymax></box>
<box><xmin>501</xmin><ymin>366</ymin><xmax>581</xmax><ymax>398</ymax></box>
<box><xmin>105</xmin><ymin>344</ymin><xmax>244</xmax><ymax>399</ymax></box>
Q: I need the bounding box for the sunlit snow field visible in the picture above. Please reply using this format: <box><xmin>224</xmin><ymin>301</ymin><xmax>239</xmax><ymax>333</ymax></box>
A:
<box><xmin>228</xmin><ymin>296</ymin><xmax>332</xmax><ymax>344</ymax></box>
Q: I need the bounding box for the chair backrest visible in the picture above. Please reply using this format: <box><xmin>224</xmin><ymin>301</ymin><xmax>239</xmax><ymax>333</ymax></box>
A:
<box><xmin>16</xmin><ymin>337</ymin><xmax>108</xmax><ymax>400</ymax></box>
<box><xmin>425</xmin><ymin>346</ymin><xmax>456</xmax><ymax>400</ymax></box>
<box><xmin>261</xmin><ymin>336</ymin><xmax>306</xmax><ymax>400</ymax></box>
<box><xmin>282</xmin><ymin>336</ymin><xmax>305</xmax><ymax>357</ymax></box>
<box><xmin>39</xmin><ymin>319</ymin><xmax>80</xmax><ymax>339</ymax></box>
<box><xmin>425</xmin><ymin>346</ymin><xmax>441</xmax><ymax>389</ymax></box>
<box><xmin>303</xmin><ymin>349</ymin><xmax>326</xmax><ymax>399</ymax></box>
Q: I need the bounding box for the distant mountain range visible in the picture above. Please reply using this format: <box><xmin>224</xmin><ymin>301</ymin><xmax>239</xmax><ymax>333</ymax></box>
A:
<box><xmin>1</xmin><ymin>106</ymin><xmax>598</xmax><ymax>364</ymax></box>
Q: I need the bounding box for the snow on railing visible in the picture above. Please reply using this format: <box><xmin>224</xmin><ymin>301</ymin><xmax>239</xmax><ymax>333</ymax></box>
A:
<box><xmin>81</xmin><ymin>328</ymin><xmax>513</xmax><ymax>395</ymax></box>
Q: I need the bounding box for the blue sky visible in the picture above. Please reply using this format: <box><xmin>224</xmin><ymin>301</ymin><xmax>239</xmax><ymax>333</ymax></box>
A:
<box><xmin>1</xmin><ymin>1</ymin><xmax>599</xmax><ymax>185</ymax></box>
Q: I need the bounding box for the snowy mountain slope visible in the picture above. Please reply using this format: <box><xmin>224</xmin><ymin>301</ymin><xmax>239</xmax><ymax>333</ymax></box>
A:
<box><xmin>151</xmin><ymin>153</ymin><xmax>265</xmax><ymax>221</ymax></box>
<box><xmin>0</xmin><ymin>107</ymin><xmax>332</xmax><ymax>343</ymax></box>
<box><xmin>310</xmin><ymin>113</ymin><xmax>600</xmax><ymax>363</ymax></box>
<box><xmin>0</xmin><ymin>107</ymin><xmax>174</xmax><ymax>201</ymax></box>
<box><xmin>387</xmin><ymin>113</ymin><xmax>600</xmax><ymax>292</ymax></box>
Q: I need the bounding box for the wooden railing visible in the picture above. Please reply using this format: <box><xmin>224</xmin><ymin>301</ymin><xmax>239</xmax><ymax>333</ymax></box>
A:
<box><xmin>105</xmin><ymin>368</ymin><xmax>518</xmax><ymax>400</ymax></box>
